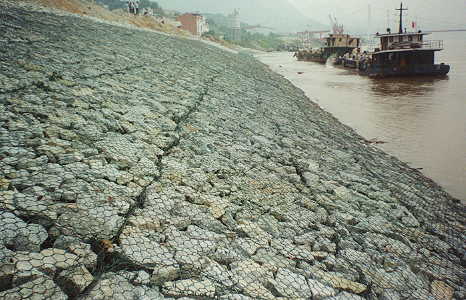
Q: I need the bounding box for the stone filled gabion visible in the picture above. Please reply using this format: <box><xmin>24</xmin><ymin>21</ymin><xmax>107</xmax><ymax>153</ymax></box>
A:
<box><xmin>0</xmin><ymin>1</ymin><xmax>465</xmax><ymax>300</ymax></box>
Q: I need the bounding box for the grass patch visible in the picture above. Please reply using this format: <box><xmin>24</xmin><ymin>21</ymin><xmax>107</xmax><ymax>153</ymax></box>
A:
<box><xmin>28</xmin><ymin>0</ymin><xmax>189</xmax><ymax>36</ymax></box>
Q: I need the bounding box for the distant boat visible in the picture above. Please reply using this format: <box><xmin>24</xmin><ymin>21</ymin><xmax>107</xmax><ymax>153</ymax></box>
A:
<box><xmin>295</xmin><ymin>33</ymin><xmax>361</xmax><ymax>63</ymax></box>
<box><xmin>294</xmin><ymin>17</ymin><xmax>361</xmax><ymax>64</ymax></box>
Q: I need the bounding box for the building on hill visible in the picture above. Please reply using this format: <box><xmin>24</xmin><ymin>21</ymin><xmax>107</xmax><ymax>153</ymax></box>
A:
<box><xmin>228</xmin><ymin>9</ymin><xmax>241</xmax><ymax>41</ymax></box>
<box><xmin>177</xmin><ymin>13</ymin><xmax>209</xmax><ymax>37</ymax></box>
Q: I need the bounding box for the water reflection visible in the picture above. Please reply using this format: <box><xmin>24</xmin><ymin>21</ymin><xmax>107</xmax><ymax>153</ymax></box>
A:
<box><xmin>369</xmin><ymin>76</ymin><xmax>448</xmax><ymax>97</ymax></box>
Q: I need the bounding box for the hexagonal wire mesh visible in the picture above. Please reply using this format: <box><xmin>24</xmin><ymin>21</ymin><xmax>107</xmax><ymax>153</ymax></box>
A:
<box><xmin>0</xmin><ymin>1</ymin><xmax>464</xmax><ymax>300</ymax></box>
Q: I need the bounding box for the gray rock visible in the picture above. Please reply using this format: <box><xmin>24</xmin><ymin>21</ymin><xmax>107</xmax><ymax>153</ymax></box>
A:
<box><xmin>0</xmin><ymin>247</ymin><xmax>16</xmax><ymax>291</ymax></box>
<box><xmin>236</xmin><ymin>281</ymin><xmax>275</xmax><ymax>300</ymax></box>
<box><xmin>232</xmin><ymin>238</ymin><xmax>264</xmax><ymax>256</ymax></box>
<box><xmin>360</xmin><ymin>266</ymin><xmax>427</xmax><ymax>292</ymax></box>
<box><xmin>356</xmin><ymin>215</ymin><xmax>393</xmax><ymax>234</ymax></box>
<box><xmin>173</xmin><ymin>251</ymin><xmax>210</xmax><ymax>275</ymax></box>
<box><xmin>380</xmin><ymin>289</ymin><xmax>402</xmax><ymax>300</ymax></box>
<box><xmin>313</xmin><ymin>271</ymin><xmax>367</xmax><ymax>294</ymax></box>
<box><xmin>235</xmin><ymin>221</ymin><xmax>272</xmax><ymax>244</ymax></box>
<box><xmin>327</xmin><ymin>291</ymin><xmax>366</xmax><ymax>300</ymax></box>
<box><xmin>230</xmin><ymin>259</ymin><xmax>274</xmax><ymax>286</ymax></box>
<box><xmin>120</xmin><ymin>234</ymin><xmax>177</xmax><ymax>268</ymax></box>
<box><xmin>11</xmin><ymin>267</ymin><xmax>46</xmax><ymax>288</ymax></box>
<box><xmin>219</xmin><ymin>294</ymin><xmax>254</xmax><ymax>300</ymax></box>
<box><xmin>186</xmin><ymin>224</ymin><xmax>225</xmax><ymax>240</ymax></box>
<box><xmin>302</xmin><ymin>172</ymin><xmax>320</xmax><ymax>187</ymax></box>
<box><xmin>167</xmin><ymin>233</ymin><xmax>217</xmax><ymax>256</ymax></box>
<box><xmin>56</xmin><ymin>265</ymin><xmax>93</xmax><ymax>297</ymax></box>
<box><xmin>270</xmin><ymin>268</ymin><xmax>311</xmax><ymax>298</ymax></box>
<box><xmin>12</xmin><ymin>193</ymin><xmax>59</xmax><ymax>223</ymax></box>
<box><xmin>252</xmin><ymin>248</ymin><xmax>296</xmax><ymax>270</ymax></box>
<box><xmin>14</xmin><ymin>248</ymin><xmax>80</xmax><ymax>275</ymax></box>
<box><xmin>213</xmin><ymin>246</ymin><xmax>245</xmax><ymax>265</ymax></box>
<box><xmin>339</xmin><ymin>249</ymin><xmax>372</xmax><ymax>265</ymax></box>
<box><xmin>271</xmin><ymin>239</ymin><xmax>315</xmax><ymax>262</ymax></box>
<box><xmin>0</xmin><ymin>191</ymin><xmax>15</xmax><ymax>211</ymax></box>
<box><xmin>57</xmin><ymin>209</ymin><xmax>124</xmax><ymax>241</ymax></box>
<box><xmin>117</xmin><ymin>270</ymin><xmax>151</xmax><ymax>285</ymax></box>
<box><xmin>77</xmin><ymin>273</ymin><xmax>124</xmax><ymax>299</ymax></box>
<box><xmin>294</xmin><ymin>232</ymin><xmax>317</xmax><ymax>247</ymax></box>
<box><xmin>308</xmin><ymin>279</ymin><xmax>337</xmax><ymax>299</ymax></box>
<box><xmin>0</xmin><ymin>276</ymin><xmax>67</xmax><ymax>300</ymax></box>
<box><xmin>162</xmin><ymin>279</ymin><xmax>216</xmax><ymax>298</ymax></box>
<box><xmin>0</xmin><ymin>211</ymin><xmax>48</xmax><ymax>251</ymax></box>
<box><xmin>314</xmin><ymin>237</ymin><xmax>336</xmax><ymax>253</ymax></box>
<box><xmin>201</xmin><ymin>258</ymin><xmax>235</xmax><ymax>288</ymax></box>
<box><xmin>54</xmin><ymin>237</ymin><xmax>97</xmax><ymax>270</ymax></box>
<box><xmin>151</xmin><ymin>265</ymin><xmax>180</xmax><ymax>285</ymax></box>
<box><xmin>334</xmin><ymin>212</ymin><xmax>358</xmax><ymax>225</ymax></box>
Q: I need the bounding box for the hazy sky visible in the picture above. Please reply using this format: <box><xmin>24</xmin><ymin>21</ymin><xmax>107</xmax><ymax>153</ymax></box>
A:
<box><xmin>287</xmin><ymin>0</ymin><xmax>466</xmax><ymax>32</ymax></box>
<box><xmin>155</xmin><ymin>0</ymin><xmax>465</xmax><ymax>33</ymax></box>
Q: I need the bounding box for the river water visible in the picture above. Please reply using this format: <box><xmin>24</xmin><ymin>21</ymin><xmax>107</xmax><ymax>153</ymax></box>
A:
<box><xmin>257</xmin><ymin>32</ymin><xmax>465</xmax><ymax>201</ymax></box>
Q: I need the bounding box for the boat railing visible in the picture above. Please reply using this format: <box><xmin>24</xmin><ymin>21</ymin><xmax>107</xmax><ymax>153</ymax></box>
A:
<box><xmin>422</xmin><ymin>40</ymin><xmax>444</xmax><ymax>49</ymax></box>
<box><xmin>385</xmin><ymin>40</ymin><xmax>444</xmax><ymax>50</ymax></box>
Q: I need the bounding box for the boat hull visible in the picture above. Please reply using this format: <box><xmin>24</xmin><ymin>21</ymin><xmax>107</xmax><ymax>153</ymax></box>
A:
<box><xmin>298</xmin><ymin>56</ymin><xmax>327</xmax><ymax>63</ymax></box>
<box><xmin>363</xmin><ymin>64</ymin><xmax>450</xmax><ymax>78</ymax></box>
<box><xmin>342</xmin><ymin>59</ymin><xmax>358</xmax><ymax>69</ymax></box>
<box><xmin>296</xmin><ymin>46</ymin><xmax>358</xmax><ymax>64</ymax></box>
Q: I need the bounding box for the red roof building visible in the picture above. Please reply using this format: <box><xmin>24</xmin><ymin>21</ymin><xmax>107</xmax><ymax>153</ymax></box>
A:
<box><xmin>177</xmin><ymin>13</ymin><xmax>209</xmax><ymax>37</ymax></box>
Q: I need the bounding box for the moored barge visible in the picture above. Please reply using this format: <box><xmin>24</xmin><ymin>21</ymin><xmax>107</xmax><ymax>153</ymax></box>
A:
<box><xmin>363</xmin><ymin>31</ymin><xmax>449</xmax><ymax>77</ymax></box>
<box><xmin>295</xmin><ymin>17</ymin><xmax>361</xmax><ymax>64</ymax></box>
<box><xmin>339</xmin><ymin>3</ymin><xmax>450</xmax><ymax>78</ymax></box>
<box><xmin>295</xmin><ymin>33</ymin><xmax>361</xmax><ymax>63</ymax></box>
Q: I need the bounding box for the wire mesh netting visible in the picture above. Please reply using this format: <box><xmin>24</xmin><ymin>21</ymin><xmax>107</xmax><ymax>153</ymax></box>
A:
<box><xmin>0</xmin><ymin>1</ymin><xmax>465</xmax><ymax>300</ymax></box>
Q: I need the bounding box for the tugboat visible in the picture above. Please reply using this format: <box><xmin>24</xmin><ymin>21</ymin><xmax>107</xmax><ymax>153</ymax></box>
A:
<box><xmin>295</xmin><ymin>16</ymin><xmax>361</xmax><ymax>64</ymax></box>
<box><xmin>361</xmin><ymin>3</ymin><xmax>450</xmax><ymax>77</ymax></box>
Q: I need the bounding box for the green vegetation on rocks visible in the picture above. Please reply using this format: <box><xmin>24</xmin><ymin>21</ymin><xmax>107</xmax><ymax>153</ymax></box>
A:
<box><xmin>0</xmin><ymin>1</ymin><xmax>465</xmax><ymax>300</ymax></box>
<box><xmin>203</xmin><ymin>13</ymin><xmax>285</xmax><ymax>51</ymax></box>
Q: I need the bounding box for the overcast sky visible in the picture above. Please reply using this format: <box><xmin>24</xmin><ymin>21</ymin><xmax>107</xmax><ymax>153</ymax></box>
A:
<box><xmin>287</xmin><ymin>0</ymin><xmax>466</xmax><ymax>32</ymax></box>
<box><xmin>155</xmin><ymin>0</ymin><xmax>466</xmax><ymax>33</ymax></box>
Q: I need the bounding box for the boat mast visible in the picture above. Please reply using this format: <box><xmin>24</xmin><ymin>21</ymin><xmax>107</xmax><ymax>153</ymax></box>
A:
<box><xmin>396</xmin><ymin>2</ymin><xmax>408</xmax><ymax>33</ymax></box>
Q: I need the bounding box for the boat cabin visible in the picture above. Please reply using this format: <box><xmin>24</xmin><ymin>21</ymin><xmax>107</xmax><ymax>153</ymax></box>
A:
<box><xmin>320</xmin><ymin>33</ymin><xmax>361</xmax><ymax>60</ymax></box>
<box><xmin>376</xmin><ymin>31</ymin><xmax>427</xmax><ymax>51</ymax></box>
<box><xmin>324</xmin><ymin>34</ymin><xmax>360</xmax><ymax>48</ymax></box>
<box><xmin>370</xmin><ymin>29</ymin><xmax>445</xmax><ymax>75</ymax></box>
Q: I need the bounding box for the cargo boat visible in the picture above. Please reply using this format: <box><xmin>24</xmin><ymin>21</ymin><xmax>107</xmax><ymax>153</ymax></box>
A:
<box><xmin>295</xmin><ymin>17</ymin><xmax>361</xmax><ymax>64</ymax></box>
<box><xmin>339</xmin><ymin>3</ymin><xmax>450</xmax><ymax>78</ymax></box>
<box><xmin>295</xmin><ymin>33</ymin><xmax>361</xmax><ymax>63</ymax></box>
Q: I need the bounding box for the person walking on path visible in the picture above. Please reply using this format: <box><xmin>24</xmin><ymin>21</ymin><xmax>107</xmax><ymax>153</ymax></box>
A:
<box><xmin>134</xmin><ymin>0</ymin><xmax>140</xmax><ymax>16</ymax></box>
<box><xmin>127</xmin><ymin>0</ymin><xmax>133</xmax><ymax>15</ymax></box>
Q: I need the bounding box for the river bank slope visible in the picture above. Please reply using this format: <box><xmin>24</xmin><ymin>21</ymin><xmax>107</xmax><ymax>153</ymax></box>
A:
<box><xmin>0</xmin><ymin>1</ymin><xmax>464</xmax><ymax>300</ymax></box>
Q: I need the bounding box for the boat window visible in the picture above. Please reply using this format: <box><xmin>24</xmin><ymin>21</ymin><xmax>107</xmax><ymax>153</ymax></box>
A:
<box><xmin>408</xmin><ymin>35</ymin><xmax>413</xmax><ymax>41</ymax></box>
<box><xmin>389</xmin><ymin>36</ymin><xmax>393</xmax><ymax>42</ymax></box>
